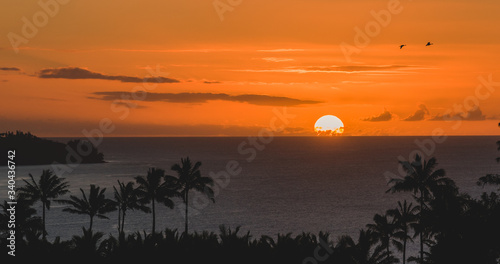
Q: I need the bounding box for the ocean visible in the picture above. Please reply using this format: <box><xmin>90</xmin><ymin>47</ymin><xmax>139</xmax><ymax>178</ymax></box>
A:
<box><xmin>1</xmin><ymin>136</ymin><xmax>499</xmax><ymax>245</ymax></box>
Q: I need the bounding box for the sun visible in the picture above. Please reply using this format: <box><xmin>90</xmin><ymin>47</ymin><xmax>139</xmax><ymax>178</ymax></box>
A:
<box><xmin>314</xmin><ymin>115</ymin><xmax>344</xmax><ymax>136</ymax></box>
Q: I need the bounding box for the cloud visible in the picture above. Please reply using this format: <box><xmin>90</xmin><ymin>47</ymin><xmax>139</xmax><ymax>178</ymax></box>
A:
<box><xmin>304</xmin><ymin>65</ymin><xmax>408</xmax><ymax>73</ymax></box>
<box><xmin>430</xmin><ymin>107</ymin><xmax>486</xmax><ymax>121</ymax></box>
<box><xmin>463</xmin><ymin>107</ymin><xmax>487</xmax><ymax>121</ymax></box>
<box><xmin>0</xmin><ymin>67</ymin><xmax>20</xmax><ymax>71</ymax></box>
<box><xmin>91</xmin><ymin>91</ymin><xmax>322</xmax><ymax>106</ymax></box>
<box><xmin>403</xmin><ymin>104</ymin><xmax>430</xmax><ymax>121</ymax></box>
<box><xmin>261</xmin><ymin>57</ymin><xmax>295</xmax><ymax>62</ymax></box>
<box><xmin>38</xmin><ymin>67</ymin><xmax>180</xmax><ymax>83</ymax></box>
<box><xmin>237</xmin><ymin>65</ymin><xmax>411</xmax><ymax>74</ymax></box>
<box><xmin>362</xmin><ymin>109</ymin><xmax>393</xmax><ymax>122</ymax></box>
<box><xmin>203</xmin><ymin>81</ymin><xmax>221</xmax><ymax>84</ymax></box>
<box><xmin>257</xmin><ymin>49</ymin><xmax>305</xmax><ymax>53</ymax></box>
<box><xmin>341</xmin><ymin>81</ymin><xmax>374</xmax><ymax>84</ymax></box>
<box><xmin>486</xmin><ymin>115</ymin><xmax>500</xmax><ymax>120</ymax></box>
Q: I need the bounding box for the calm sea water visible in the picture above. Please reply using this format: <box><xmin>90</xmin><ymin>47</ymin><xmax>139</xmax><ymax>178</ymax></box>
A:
<box><xmin>1</xmin><ymin>136</ymin><xmax>499</xmax><ymax>244</ymax></box>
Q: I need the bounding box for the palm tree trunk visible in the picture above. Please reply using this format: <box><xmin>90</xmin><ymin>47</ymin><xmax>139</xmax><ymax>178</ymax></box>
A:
<box><xmin>420</xmin><ymin>231</ymin><xmax>423</xmax><ymax>263</ymax></box>
<box><xmin>184</xmin><ymin>191</ymin><xmax>189</xmax><ymax>235</ymax></box>
<box><xmin>42</xmin><ymin>203</ymin><xmax>46</xmax><ymax>241</ymax></box>
<box><xmin>89</xmin><ymin>215</ymin><xmax>94</xmax><ymax>233</ymax></box>
<box><xmin>420</xmin><ymin>191</ymin><xmax>424</xmax><ymax>264</ymax></box>
<box><xmin>403</xmin><ymin>236</ymin><xmax>406</xmax><ymax>264</ymax></box>
<box><xmin>117</xmin><ymin>207</ymin><xmax>121</xmax><ymax>234</ymax></box>
<box><xmin>152</xmin><ymin>199</ymin><xmax>156</xmax><ymax>234</ymax></box>
<box><xmin>121</xmin><ymin>211</ymin><xmax>125</xmax><ymax>235</ymax></box>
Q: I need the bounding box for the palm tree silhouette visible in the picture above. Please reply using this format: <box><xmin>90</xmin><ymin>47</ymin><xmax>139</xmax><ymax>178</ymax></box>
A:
<box><xmin>335</xmin><ymin>229</ymin><xmax>392</xmax><ymax>264</ymax></box>
<box><xmin>497</xmin><ymin>140</ymin><xmax>500</xmax><ymax>163</ymax></box>
<box><xmin>1</xmin><ymin>198</ymin><xmax>43</xmax><ymax>242</ymax></box>
<box><xmin>113</xmin><ymin>180</ymin><xmax>150</xmax><ymax>236</ymax></box>
<box><xmin>61</xmin><ymin>184</ymin><xmax>116</xmax><ymax>232</ymax></box>
<box><xmin>18</xmin><ymin>169</ymin><xmax>69</xmax><ymax>240</ymax></box>
<box><xmin>387</xmin><ymin>200</ymin><xmax>418</xmax><ymax>264</ymax></box>
<box><xmin>367</xmin><ymin>213</ymin><xmax>400</xmax><ymax>261</ymax></box>
<box><xmin>135</xmin><ymin>168</ymin><xmax>177</xmax><ymax>234</ymax></box>
<box><xmin>170</xmin><ymin>157</ymin><xmax>215</xmax><ymax>235</ymax></box>
<box><xmin>71</xmin><ymin>227</ymin><xmax>105</xmax><ymax>256</ymax></box>
<box><xmin>477</xmin><ymin>140</ymin><xmax>500</xmax><ymax>191</ymax></box>
<box><xmin>386</xmin><ymin>154</ymin><xmax>455</xmax><ymax>264</ymax></box>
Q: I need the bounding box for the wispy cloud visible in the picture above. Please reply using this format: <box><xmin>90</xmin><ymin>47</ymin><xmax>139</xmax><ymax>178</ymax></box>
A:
<box><xmin>430</xmin><ymin>107</ymin><xmax>486</xmax><ymax>121</ymax></box>
<box><xmin>403</xmin><ymin>104</ymin><xmax>430</xmax><ymax>121</ymax></box>
<box><xmin>102</xmin><ymin>48</ymin><xmax>239</xmax><ymax>53</ymax></box>
<box><xmin>362</xmin><ymin>109</ymin><xmax>393</xmax><ymax>122</ymax></box>
<box><xmin>257</xmin><ymin>49</ymin><xmax>305</xmax><ymax>53</ymax></box>
<box><xmin>10</xmin><ymin>47</ymin><xmax>239</xmax><ymax>53</ymax></box>
<box><xmin>341</xmin><ymin>81</ymin><xmax>374</xmax><ymax>84</ymax></box>
<box><xmin>261</xmin><ymin>57</ymin><xmax>295</xmax><ymax>62</ymax></box>
<box><xmin>91</xmin><ymin>91</ymin><xmax>322</xmax><ymax>106</ymax></box>
<box><xmin>38</xmin><ymin>67</ymin><xmax>180</xmax><ymax>83</ymax></box>
<box><xmin>0</xmin><ymin>67</ymin><xmax>21</xmax><ymax>71</ymax></box>
<box><xmin>236</xmin><ymin>65</ymin><xmax>413</xmax><ymax>74</ymax></box>
<box><xmin>203</xmin><ymin>80</ymin><xmax>222</xmax><ymax>84</ymax></box>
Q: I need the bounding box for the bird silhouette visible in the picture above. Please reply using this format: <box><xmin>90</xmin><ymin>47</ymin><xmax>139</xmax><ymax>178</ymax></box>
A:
<box><xmin>400</xmin><ymin>44</ymin><xmax>406</xmax><ymax>49</ymax></box>
<box><xmin>426</xmin><ymin>42</ymin><xmax>433</xmax><ymax>46</ymax></box>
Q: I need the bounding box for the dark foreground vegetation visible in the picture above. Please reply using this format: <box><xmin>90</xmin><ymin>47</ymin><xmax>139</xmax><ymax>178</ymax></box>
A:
<box><xmin>0</xmin><ymin>131</ymin><xmax>104</xmax><ymax>165</ymax></box>
<box><xmin>1</xmin><ymin>140</ymin><xmax>500</xmax><ymax>263</ymax></box>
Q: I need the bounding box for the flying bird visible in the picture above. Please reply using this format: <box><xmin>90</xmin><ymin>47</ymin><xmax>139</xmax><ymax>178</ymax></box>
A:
<box><xmin>426</xmin><ymin>42</ymin><xmax>433</xmax><ymax>46</ymax></box>
<box><xmin>400</xmin><ymin>44</ymin><xmax>406</xmax><ymax>49</ymax></box>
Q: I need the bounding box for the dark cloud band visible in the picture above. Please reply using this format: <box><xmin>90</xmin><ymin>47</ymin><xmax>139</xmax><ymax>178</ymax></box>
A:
<box><xmin>0</xmin><ymin>67</ymin><xmax>20</xmax><ymax>71</ymax></box>
<box><xmin>91</xmin><ymin>91</ymin><xmax>322</xmax><ymax>107</ymax></box>
<box><xmin>38</xmin><ymin>67</ymin><xmax>179</xmax><ymax>83</ymax></box>
<box><xmin>362</xmin><ymin>110</ymin><xmax>393</xmax><ymax>122</ymax></box>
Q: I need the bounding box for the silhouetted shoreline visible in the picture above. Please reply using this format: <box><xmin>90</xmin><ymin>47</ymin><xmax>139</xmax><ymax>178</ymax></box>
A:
<box><xmin>0</xmin><ymin>131</ymin><xmax>105</xmax><ymax>166</ymax></box>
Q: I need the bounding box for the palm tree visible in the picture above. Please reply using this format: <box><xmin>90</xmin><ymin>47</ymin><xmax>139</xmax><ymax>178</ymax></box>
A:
<box><xmin>0</xmin><ymin>198</ymin><xmax>43</xmax><ymax>242</ymax></box>
<box><xmin>17</xmin><ymin>169</ymin><xmax>69</xmax><ymax>240</ymax></box>
<box><xmin>113</xmin><ymin>180</ymin><xmax>150</xmax><ymax>236</ymax></box>
<box><xmin>135</xmin><ymin>168</ymin><xmax>177</xmax><ymax>234</ymax></box>
<box><xmin>366</xmin><ymin>213</ymin><xmax>400</xmax><ymax>262</ymax></box>
<box><xmin>386</xmin><ymin>154</ymin><xmax>455</xmax><ymax>264</ymax></box>
<box><xmin>387</xmin><ymin>200</ymin><xmax>419</xmax><ymax>264</ymax></box>
<box><xmin>497</xmin><ymin>140</ymin><xmax>500</xmax><ymax>163</ymax></box>
<box><xmin>61</xmin><ymin>184</ymin><xmax>116</xmax><ymax>232</ymax></box>
<box><xmin>477</xmin><ymin>140</ymin><xmax>500</xmax><ymax>192</ymax></box>
<box><xmin>72</xmin><ymin>227</ymin><xmax>105</xmax><ymax>256</ymax></box>
<box><xmin>334</xmin><ymin>229</ymin><xmax>389</xmax><ymax>264</ymax></box>
<box><xmin>170</xmin><ymin>157</ymin><xmax>215</xmax><ymax>235</ymax></box>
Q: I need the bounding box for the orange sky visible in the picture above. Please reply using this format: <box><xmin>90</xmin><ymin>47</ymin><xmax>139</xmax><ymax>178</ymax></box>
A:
<box><xmin>1</xmin><ymin>0</ymin><xmax>500</xmax><ymax>136</ymax></box>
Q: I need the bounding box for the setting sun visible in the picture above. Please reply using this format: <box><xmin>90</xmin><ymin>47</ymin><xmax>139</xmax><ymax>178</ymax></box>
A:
<box><xmin>314</xmin><ymin>115</ymin><xmax>344</xmax><ymax>136</ymax></box>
